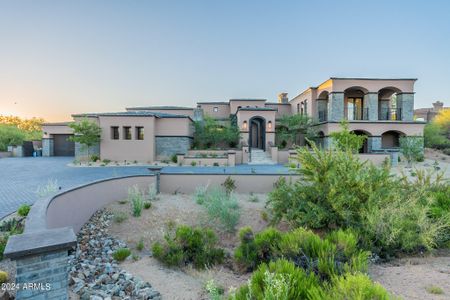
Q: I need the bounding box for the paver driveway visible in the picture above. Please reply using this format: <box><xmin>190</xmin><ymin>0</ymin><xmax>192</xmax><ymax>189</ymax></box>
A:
<box><xmin>0</xmin><ymin>157</ymin><xmax>150</xmax><ymax>219</ymax></box>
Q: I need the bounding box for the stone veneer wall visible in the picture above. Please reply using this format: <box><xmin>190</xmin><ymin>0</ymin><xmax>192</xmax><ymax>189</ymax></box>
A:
<box><xmin>15</xmin><ymin>250</ymin><xmax>69</xmax><ymax>299</ymax></box>
<box><xmin>155</xmin><ymin>136</ymin><xmax>192</xmax><ymax>160</ymax></box>
<box><xmin>75</xmin><ymin>142</ymin><xmax>100</xmax><ymax>160</ymax></box>
<box><xmin>397</xmin><ymin>93</ymin><xmax>414</xmax><ymax>121</ymax></box>
<box><xmin>328</xmin><ymin>92</ymin><xmax>344</xmax><ymax>121</ymax></box>
<box><xmin>42</xmin><ymin>138</ymin><xmax>54</xmax><ymax>157</ymax></box>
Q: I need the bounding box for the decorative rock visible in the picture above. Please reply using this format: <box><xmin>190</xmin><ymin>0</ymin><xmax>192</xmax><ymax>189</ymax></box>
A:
<box><xmin>69</xmin><ymin>210</ymin><xmax>161</xmax><ymax>299</ymax></box>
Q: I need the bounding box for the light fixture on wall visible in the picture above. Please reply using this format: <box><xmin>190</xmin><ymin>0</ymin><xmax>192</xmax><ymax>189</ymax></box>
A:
<box><xmin>268</xmin><ymin>121</ymin><xmax>272</xmax><ymax>130</ymax></box>
<box><xmin>242</xmin><ymin>120</ymin><xmax>247</xmax><ymax>130</ymax></box>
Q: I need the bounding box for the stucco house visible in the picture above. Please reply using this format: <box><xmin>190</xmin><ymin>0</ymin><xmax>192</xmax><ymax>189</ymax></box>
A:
<box><xmin>42</xmin><ymin>77</ymin><xmax>425</xmax><ymax>163</ymax></box>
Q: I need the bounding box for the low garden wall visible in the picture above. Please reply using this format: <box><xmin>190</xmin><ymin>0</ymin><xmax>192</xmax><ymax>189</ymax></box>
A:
<box><xmin>160</xmin><ymin>173</ymin><xmax>300</xmax><ymax>194</ymax></box>
<box><xmin>4</xmin><ymin>174</ymin><xmax>156</xmax><ymax>299</ymax></box>
<box><xmin>357</xmin><ymin>153</ymin><xmax>391</xmax><ymax>165</ymax></box>
<box><xmin>0</xmin><ymin>151</ymin><xmax>12</xmax><ymax>158</ymax></box>
<box><xmin>177</xmin><ymin>150</ymin><xmax>241</xmax><ymax>166</ymax></box>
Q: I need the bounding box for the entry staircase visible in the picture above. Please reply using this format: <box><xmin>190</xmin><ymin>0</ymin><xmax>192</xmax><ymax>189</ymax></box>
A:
<box><xmin>249</xmin><ymin>148</ymin><xmax>276</xmax><ymax>165</ymax></box>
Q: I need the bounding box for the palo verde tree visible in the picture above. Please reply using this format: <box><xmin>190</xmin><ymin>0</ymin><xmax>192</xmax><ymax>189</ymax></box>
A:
<box><xmin>69</xmin><ymin>118</ymin><xmax>101</xmax><ymax>160</ymax></box>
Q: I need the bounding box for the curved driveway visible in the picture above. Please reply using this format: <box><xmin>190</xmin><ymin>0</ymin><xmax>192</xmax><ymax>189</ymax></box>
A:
<box><xmin>0</xmin><ymin>157</ymin><xmax>150</xmax><ymax>218</ymax></box>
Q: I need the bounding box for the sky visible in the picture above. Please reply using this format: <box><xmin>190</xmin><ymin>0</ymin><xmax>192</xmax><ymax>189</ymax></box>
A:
<box><xmin>0</xmin><ymin>0</ymin><xmax>449</xmax><ymax>121</ymax></box>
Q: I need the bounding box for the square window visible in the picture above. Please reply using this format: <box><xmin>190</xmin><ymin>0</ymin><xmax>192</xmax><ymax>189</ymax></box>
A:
<box><xmin>123</xmin><ymin>126</ymin><xmax>132</xmax><ymax>140</ymax></box>
<box><xmin>136</xmin><ymin>127</ymin><xmax>144</xmax><ymax>140</ymax></box>
<box><xmin>213</xmin><ymin>107</ymin><xmax>219</xmax><ymax>112</ymax></box>
<box><xmin>111</xmin><ymin>126</ymin><xmax>119</xmax><ymax>140</ymax></box>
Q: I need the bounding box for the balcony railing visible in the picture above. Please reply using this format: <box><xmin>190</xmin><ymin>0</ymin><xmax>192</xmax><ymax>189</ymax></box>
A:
<box><xmin>318</xmin><ymin>110</ymin><xmax>328</xmax><ymax>122</ymax></box>
<box><xmin>379</xmin><ymin>108</ymin><xmax>402</xmax><ymax>121</ymax></box>
<box><xmin>345</xmin><ymin>108</ymin><xmax>369</xmax><ymax>121</ymax></box>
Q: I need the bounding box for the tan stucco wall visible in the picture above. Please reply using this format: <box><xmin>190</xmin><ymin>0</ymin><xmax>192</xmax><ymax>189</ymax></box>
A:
<box><xmin>129</xmin><ymin>109</ymin><xmax>194</xmax><ymax>118</ymax></box>
<box><xmin>99</xmin><ymin>116</ymin><xmax>156</xmax><ymax>162</ymax></box>
<box><xmin>199</xmin><ymin>103</ymin><xmax>230</xmax><ymax>119</ymax></box>
<box><xmin>358</xmin><ymin>154</ymin><xmax>390</xmax><ymax>165</ymax></box>
<box><xmin>289</xmin><ymin>89</ymin><xmax>315</xmax><ymax>116</ymax></box>
<box><xmin>46</xmin><ymin>175</ymin><xmax>156</xmax><ymax>233</ymax></box>
<box><xmin>331</xmin><ymin>79</ymin><xmax>415</xmax><ymax>93</ymax></box>
<box><xmin>160</xmin><ymin>174</ymin><xmax>300</xmax><ymax>194</ymax></box>
<box><xmin>265</xmin><ymin>104</ymin><xmax>291</xmax><ymax>119</ymax></box>
<box><xmin>230</xmin><ymin>100</ymin><xmax>266</xmax><ymax>114</ymax></box>
<box><xmin>236</xmin><ymin>110</ymin><xmax>276</xmax><ymax>148</ymax></box>
<box><xmin>155</xmin><ymin>118</ymin><xmax>193</xmax><ymax>136</ymax></box>
<box><xmin>42</xmin><ymin>125</ymin><xmax>73</xmax><ymax>138</ymax></box>
<box><xmin>314</xmin><ymin>122</ymin><xmax>425</xmax><ymax>136</ymax></box>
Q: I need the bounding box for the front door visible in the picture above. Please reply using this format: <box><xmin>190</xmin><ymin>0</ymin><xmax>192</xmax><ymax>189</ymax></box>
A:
<box><xmin>249</xmin><ymin>117</ymin><xmax>265</xmax><ymax>150</ymax></box>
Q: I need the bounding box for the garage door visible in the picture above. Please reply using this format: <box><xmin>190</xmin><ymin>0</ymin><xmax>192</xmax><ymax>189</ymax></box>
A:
<box><xmin>53</xmin><ymin>134</ymin><xmax>75</xmax><ymax>156</ymax></box>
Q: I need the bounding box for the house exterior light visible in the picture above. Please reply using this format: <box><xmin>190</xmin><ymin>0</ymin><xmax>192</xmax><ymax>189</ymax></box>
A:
<box><xmin>242</xmin><ymin>120</ymin><xmax>247</xmax><ymax>130</ymax></box>
<box><xmin>268</xmin><ymin>121</ymin><xmax>272</xmax><ymax>130</ymax></box>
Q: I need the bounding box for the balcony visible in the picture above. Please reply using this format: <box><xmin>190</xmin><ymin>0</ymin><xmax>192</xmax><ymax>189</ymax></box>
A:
<box><xmin>345</xmin><ymin>108</ymin><xmax>369</xmax><ymax>121</ymax></box>
<box><xmin>379</xmin><ymin>108</ymin><xmax>402</xmax><ymax>121</ymax></box>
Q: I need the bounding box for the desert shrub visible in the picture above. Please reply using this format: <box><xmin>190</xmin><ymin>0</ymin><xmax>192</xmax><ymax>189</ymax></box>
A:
<box><xmin>231</xmin><ymin>259</ymin><xmax>320</xmax><ymax>300</ymax></box>
<box><xmin>17</xmin><ymin>204</ymin><xmax>31</xmax><ymax>217</ymax></box>
<box><xmin>102</xmin><ymin>159</ymin><xmax>111</xmax><ymax>165</ymax></box>
<box><xmin>136</xmin><ymin>238</ymin><xmax>144</xmax><ymax>251</ymax></box>
<box><xmin>248</xmin><ymin>193</ymin><xmax>259</xmax><ymax>202</ymax></box>
<box><xmin>0</xmin><ymin>270</ymin><xmax>8</xmax><ymax>284</ymax></box>
<box><xmin>0</xmin><ymin>235</ymin><xmax>8</xmax><ymax>261</ymax></box>
<box><xmin>330</xmin><ymin>121</ymin><xmax>367</xmax><ymax>153</ymax></box>
<box><xmin>171</xmin><ymin>154</ymin><xmax>178</xmax><ymax>163</ymax></box>
<box><xmin>0</xmin><ymin>218</ymin><xmax>23</xmax><ymax>233</ymax></box>
<box><xmin>222</xmin><ymin>176</ymin><xmax>236</xmax><ymax>195</ymax></box>
<box><xmin>128</xmin><ymin>185</ymin><xmax>144</xmax><ymax>217</ymax></box>
<box><xmin>268</xmin><ymin>140</ymin><xmax>449</xmax><ymax>258</ymax></box>
<box><xmin>426</xmin><ymin>285</ymin><xmax>444</xmax><ymax>295</ymax></box>
<box><xmin>113</xmin><ymin>248</ymin><xmax>131</xmax><ymax>261</ymax></box>
<box><xmin>35</xmin><ymin>179</ymin><xmax>59</xmax><ymax>198</ymax></box>
<box><xmin>113</xmin><ymin>211</ymin><xmax>128</xmax><ymax>223</ymax></box>
<box><xmin>194</xmin><ymin>184</ymin><xmax>209</xmax><ymax>205</ymax></box>
<box><xmin>147</xmin><ymin>183</ymin><xmax>157</xmax><ymax>201</ymax></box>
<box><xmin>152</xmin><ymin>225</ymin><xmax>224</xmax><ymax>269</ymax></box>
<box><xmin>213</xmin><ymin>162</ymin><xmax>219</xmax><ymax>167</ymax></box>
<box><xmin>191</xmin><ymin>161</ymin><xmax>197</xmax><ymax>166</ymax></box>
<box><xmin>400</xmin><ymin>136</ymin><xmax>424</xmax><ymax>166</ymax></box>
<box><xmin>197</xmin><ymin>187</ymin><xmax>240</xmax><ymax>232</ymax></box>
<box><xmin>320</xmin><ymin>273</ymin><xmax>391</xmax><ymax>300</ymax></box>
<box><xmin>143</xmin><ymin>201</ymin><xmax>152</xmax><ymax>209</ymax></box>
<box><xmin>90</xmin><ymin>154</ymin><xmax>100</xmax><ymax>162</ymax></box>
<box><xmin>205</xmin><ymin>279</ymin><xmax>224</xmax><ymax>300</ymax></box>
<box><xmin>234</xmin><ymin>227</ymin><xmax>369</xmax><ymax>280</ymax></box>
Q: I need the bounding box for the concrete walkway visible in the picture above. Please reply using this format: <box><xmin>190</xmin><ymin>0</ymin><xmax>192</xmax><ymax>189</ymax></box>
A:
<box><xmin>0</xmin><ymin>157</ymin><xmax>150</xmax><ymax>219</ymax></box>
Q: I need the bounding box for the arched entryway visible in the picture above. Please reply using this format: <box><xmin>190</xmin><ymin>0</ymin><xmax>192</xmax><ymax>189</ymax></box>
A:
<box><xmin>381</xmin><ymin>130</ymin><xmax>405</xmax><ymax>148</ymax></box>
<box><xmin>317</xmin><ymin>131</ymin><xmax>325</xmax><ymax>148</ymax></box>
<box><xmin>378</xmin><ymin>87</ymin><xmax>402</xmax><ymax>120</ymax></box>
<box><xmin>351</xmin><ymin>130</ymin><xmax>371</xmax><ymax>153</ymax></box>
<box><xmin>249</xmin><ymin>116</ymin><xmax>266</xmax><ymax>150</ymax></box>
<box><xmin>344</xmin><ymin>87</ymin><xmax>368</xmax><ymax>120</ymax></box>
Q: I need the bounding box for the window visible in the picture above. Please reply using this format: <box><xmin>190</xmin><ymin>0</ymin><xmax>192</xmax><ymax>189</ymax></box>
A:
<box><xmin>136</xmin><ymin>127</ymin><xmax>144</xmax><ymax>140</ymax></box>
<box><xmin>297</xmin><ymin>103</ymin><xmax>300</xmax><ymax>113</ymax></box>
<box><xmin>123</xmin><ymin>126</ymin><xmax>132</xmax><ymax>140</ymax></box>
<box><xmin>111</xmin><ymin>126</ymin><xmax>119</xmax><ymax>140</ymax></box>
<box><xmin>304</xmin><ymin>100</ymin><xmax>308</xmax><ymax>116</ymax></box>
<box><xmin>213</xmin><ymin>107</ymin><xmax>219</xmax><ymax>112</ymax></box>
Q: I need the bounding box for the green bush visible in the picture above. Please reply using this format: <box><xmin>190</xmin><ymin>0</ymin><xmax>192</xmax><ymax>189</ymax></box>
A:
<box><xmin>171</xmin><ymin>154</ymin><xmax>178</xmax><ymax>163</ymax></box>
<box><xmin>112</xmin><ymin>248</ymin><xmax>131</xmax><ymax>261</ymax></box>
<box><xmin>0</xmin><ymin>270</ymin><xmax>8</xmax><ymax>284</ymax></box>
<box><xmin>0</xmin><ymin>124</ymin><xmax>25</xmax><ymax>151</ymax></box>
<box><xmin>222</xmin><ymin>176</ymin><xmax>236</xmax><ymax>195</ymax></box>
<box><xmin>90</xmin><ymin>154</ymin><xmax>100</xmax><ymax>162</ymax></box>
<box><xmin>196</xmin><ymin>187</ymin><xmax>240</xmax><ymax>232</ymax></box>
<box><xmin>143</xmin><ymin>201</ymin><xmax>152</xmax><ymax>209</ymax></box>
<box><xmin>268</xmin><ymin>141</ymin><xmax>449</xmax><ymax>258</ymax></box>
<box><xmin>0</xmin><ymin>218</ymin><xmax>23</xmax><ymax>233</ymax></box>
<box><xmin>330</xmin><ymin>121</ymin><xmax>367</xmax><ymax>153</ymax></box>
<box><xmin>231</xmin><ymin>259</ymin><xmax>320</xmax><ymax>300</ymax></box>
<box><xmin>191</xmin><ymin>161</ymin><xmax>197</xmax><ymax>166</ymax></box>
<box><xmin>424</xmin><ymin>122</ymin><xmax>450</xmax><ymax>149</ymax></box>
<box><xmin>400</xmin><ymin>136</ymin><xmax>424</xmax><ymax>166</ymax></box>
<box><xmin>17</xmin><ymin>204</ymin><xmax>31</xmax><ymax>217</ymax></box>
<box><xmin>128</xmin><ymin>185</ymin><xmax>144</xmax><ymax>217</ymax></box>
<box><xmin>193</xmin><ymin>116</ymin><xmax>240</xmax><ymax>149</ymax></box>
<box><xmin>234</xmin><ymin>227</ymin><xmax>369</xmax><ymax>279</ymax></box>
<box><xmin>136</xmin><ymin>238</ymin><xmax>144</xmax><ymax>251</ymax></box>
<box><xmin>152</xmin><ymin>225</ymin><xmax>224</xmax><ymax>269</ymax></box>
<box><xmin>0</xmin><ymin>235</ymin><xmax>8</xmax><ymax>261</ymax></box>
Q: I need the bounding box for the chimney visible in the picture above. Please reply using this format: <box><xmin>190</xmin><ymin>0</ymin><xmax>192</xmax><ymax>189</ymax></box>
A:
<box><xmin>432</xmin><ymin>101</ymin><xmax>444</xmax><ymax>111</ymax></box>
<box><xmin>278</xmin><ymin>92</ymin><xmax>288</xmax><ymax>104</ymax></box>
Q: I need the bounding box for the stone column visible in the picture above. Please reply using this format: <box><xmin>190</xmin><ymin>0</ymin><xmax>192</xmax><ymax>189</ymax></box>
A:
<box><xmin>370</xmin><ymin>137</ymin><xmax>382</xmax><ymax>152</ymax></box>
<box><xmin>4</xmin><ymin>227</ymin><xmax>77</xmax><ymax>300</ymax></box>
<box><xmin>397</xmin><ymin>93</ymin><xmax>414</xmax><ymax>121</ymax></box>
<box><xmin>364</xmin><ymin>93</ymin><xmax>379</xmax><ymax>121</ymax></box>
<box><xmin>42</xmin><ymin>138</ymin><xmax>54</xmax><ymax>157</ymax></box>
<box><xmin>328</xmin><ymin>92</ymin><xmax>344</xmax><ymax>121</ymax></box>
